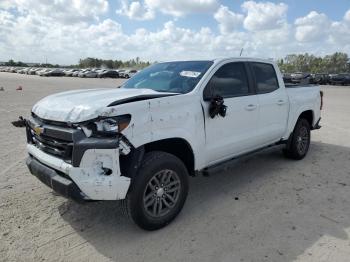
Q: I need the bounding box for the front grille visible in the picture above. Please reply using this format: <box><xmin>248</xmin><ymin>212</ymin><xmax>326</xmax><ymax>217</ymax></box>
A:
<box><xmin>27</xmin><ymin>116</ymin><xmax>75</xmax><ymax>162</ymax></box>
<box><xmin>31</xmin><ymin>131</ymin><xmax>73</xmax><ymax>161</ymax></box>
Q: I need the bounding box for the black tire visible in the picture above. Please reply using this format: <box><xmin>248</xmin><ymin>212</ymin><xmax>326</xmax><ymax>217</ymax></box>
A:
<box><xmin>126</xmin><ymin>151</ymin><xmax>189</xmax><ymax>230</ymax></box>
<box><xmin>283</xmin><ymin>118</ymin><xmax>311</xmax><ymax>160</ymax></box>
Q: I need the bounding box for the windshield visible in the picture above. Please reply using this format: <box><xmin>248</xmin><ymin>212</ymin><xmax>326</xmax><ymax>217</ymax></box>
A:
<box><xmin>122</xmin><ymin>61</ymin><xmax>213</xmax><ymax>94</ymax></box>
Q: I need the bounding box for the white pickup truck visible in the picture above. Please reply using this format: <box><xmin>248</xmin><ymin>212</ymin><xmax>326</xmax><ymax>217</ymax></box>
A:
<box><xmin>22</xmin><ymin>58</ymin><xmax>323</xmax><ymax>230</ymax></box>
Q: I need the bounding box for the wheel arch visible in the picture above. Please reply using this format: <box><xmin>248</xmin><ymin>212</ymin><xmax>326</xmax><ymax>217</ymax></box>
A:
<box><xmin>298</xmin><ymin>110</ymin><xmax>314</xmax><ymax>127</ymax></box>
<box><xmin>143</xmin><ymin>138</ymin><xmax>195</xmax><ymax>176</ymax></box>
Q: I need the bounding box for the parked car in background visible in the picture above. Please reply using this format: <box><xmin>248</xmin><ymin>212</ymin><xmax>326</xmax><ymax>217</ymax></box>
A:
<box><xmin>283</xmin><ymin>73</ymin><xmax>292</xmax><ymax>83</ymax></box>
<box><xmin>329</xmin><ymin>73</ymin><xmax>350</xmax><ymax>85</ymax></box>
<box><xmin>15</xmin><ymin>68</ymin><xmax>24</xmax><ymax>73</ymax></box>
<box><xmin>64</xmin><ymin>69</ymin><xmax>79</xmax><ymax>76</ymax></box>
<box><xmin>98</xmin><ymin>70</ymin><xmax>119</xmax><ymax>78</ymax></box>
<box><xmin>117</xmin><ymin>69</ymin><xmax>127</xmax><ymax>78</ymax></box>
<box><xmin>291</xmin><ymin>72</ymin><xmax>311</xmax><ymax>84</ymax></box>
<box><xmin>44</xmin><ymin>69</ymin><xmax>65</xmax><ymax>77</ymax></box>
<box><xmin>18</xmin><ymin>68</ymin><xmax>30</xmax><ymax>74</ymax></box>
<box><xmin>124</xmin><ymin>69</ymin><xmax>138</xmax><ymax>79</ymax></box>
<box><xmin>79</xmin><ymin>70</ymin><xmax>98</xmax><ymax>78</ymax></box>
<box><xmin>28</xmin><ymin>68</ymin><xmax>40</xmax><ymax>75</ymax></box>
<box><xmin>72</xmin><ymin>69</ymin><xmax>84</xmax><ymax>77</ymax></box>
<box><xmin>310</xmin><ymin>74</ymin><xmax>322</xmax><ymax>84</ymax></box>
<box><xmin>37</xmin><ymin>69</ymin><xmax>52</xmax><ymax>76</ymax></box>
<box><xmin>310</xmin><ymin>74</ymin><xmax>330</xmax><ymax>85</ymax></box>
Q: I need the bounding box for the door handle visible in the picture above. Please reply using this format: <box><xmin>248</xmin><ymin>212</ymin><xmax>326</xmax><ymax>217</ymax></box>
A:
<box><xmin>277</xmin><ymin>100</ymin><xmax>286</xmax><ymax>105</ymax></box>
<box><xmin>245</xmin><ymin>104</ymin><xmax>257</xmax><ymax>111</ymax></box>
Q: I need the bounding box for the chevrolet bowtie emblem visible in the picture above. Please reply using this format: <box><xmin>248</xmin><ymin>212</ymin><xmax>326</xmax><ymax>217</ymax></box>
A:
<box><xmin>33</xmin><ymin>126</ymin><xmax>44</xmax><ymax>136</ymax></box>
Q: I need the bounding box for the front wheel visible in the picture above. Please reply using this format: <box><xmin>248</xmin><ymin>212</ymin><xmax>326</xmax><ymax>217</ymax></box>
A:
<box><xmin>126</xmin><ymin>151</ymin><xmax>189</xmax><ymax>230</ymax></box>
<box><xmin>283</xmin><ymin>118</ymin><xmax>311</xmax><ymax>160</ymax></box>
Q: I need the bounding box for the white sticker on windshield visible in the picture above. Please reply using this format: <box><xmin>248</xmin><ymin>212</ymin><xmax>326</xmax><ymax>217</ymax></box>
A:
<box><xmin>180</xmin><ymin>71</ymin><xmax>201</xmax><ymax>78</ymax></box>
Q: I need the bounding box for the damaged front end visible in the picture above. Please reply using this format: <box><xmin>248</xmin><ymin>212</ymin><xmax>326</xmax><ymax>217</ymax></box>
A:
<box><xmin>23</xmin><ymin>114</ymin><xmax>133</xmax><ymax>201</ymax></box>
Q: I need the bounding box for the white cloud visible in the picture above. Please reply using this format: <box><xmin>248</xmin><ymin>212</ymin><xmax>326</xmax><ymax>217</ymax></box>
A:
<box><xmin>116</xmin><ymin>1</ymin><xmax>154</xmax><ymax>20</ymax></box>
<box><xmin>242</xmin><ymin>1</ymin><xmax>288</xmax><ymax>31</ymax></box>
<box><xmin>344</xmin><ymin>9</ymin><xmax>350</xmax><ymax>23</ymax></box>
<box><xmin>117</xmin><ymin>0</ymin><xmax>218</xmax><ymax>19</ymax></box>
<box><xmin>295</xmin><ymin>11</ymin><xmax>331</xmax><ymax>42</ymax></box>
<box><xmin>214</xmin><ymin>5</ymin><xmax>244</xmax><ymax>34</ymax></box>
<box><xmin>1</xmin><ymin>1</ymin><xmax>350</xmax><ymax>65</ymax></box>
<box><xmin>146</xmin><ymin>0</ymin><xmax>218</xmax><ymax>17</ymax></box>
<box><xmin>6</xmin><ymin>0</ymin><xmax>109</xmax><ymax>24</ymax></box>
<box><xmin>329</xmin><ymin>10</ymin><xmax>350</xmax><ymax>47</ymax></box>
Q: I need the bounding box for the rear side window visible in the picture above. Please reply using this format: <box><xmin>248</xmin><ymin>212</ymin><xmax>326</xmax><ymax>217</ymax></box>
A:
<box><xmin>205</xmin><ymin>62</ymin><xmax>249</xmax><ymax>98</ymax></box>
<box><xmin>251</xmin><ymin>63</ymin><xmax>279</xmax><ymax>93</ymax></box>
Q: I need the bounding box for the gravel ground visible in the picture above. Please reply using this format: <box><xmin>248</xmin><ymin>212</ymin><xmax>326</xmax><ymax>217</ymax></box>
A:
<box><xmin>0</xmin><ymin>72</ymin><xmax>350</xmax><ymax>262</ymax></box>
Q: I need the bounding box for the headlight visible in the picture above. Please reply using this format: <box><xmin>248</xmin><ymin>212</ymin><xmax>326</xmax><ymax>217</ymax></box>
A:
<box><xmin>81</xmin><ymin>115</ymin><xmax>131</xmax><ymax>137</ymax></box>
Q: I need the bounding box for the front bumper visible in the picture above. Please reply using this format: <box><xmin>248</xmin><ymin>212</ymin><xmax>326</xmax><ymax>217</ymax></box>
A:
<box><xmin>26</xmin><ymin>156</ymin><xmax>86</xmax><ymax>201</ymax></box>
<box><xmin>27</xmin><ymin>144</ymin><xmax>131</xmax><ymax>201</ymax></box>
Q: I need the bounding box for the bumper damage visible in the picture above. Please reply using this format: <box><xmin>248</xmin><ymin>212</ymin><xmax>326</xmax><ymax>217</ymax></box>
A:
<box><xmin>27</xmin><ymin>144</ymin><xmax>131</xmax><ymax>201</ymax></box>
<box><xmin>26</xmin><ymin>156</ymin><xmax>86</xmax><ymax>201</ymax></box>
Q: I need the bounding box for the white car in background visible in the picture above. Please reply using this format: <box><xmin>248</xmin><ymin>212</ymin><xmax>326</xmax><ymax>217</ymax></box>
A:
<box><xmin>37</xmin><ymin>69</ymin><xmax>51</xmax><ymax>76</ymax></box>
<box><xmin>29</xmin><ymin>68</ymin><xmax>41</xmax><ymax>75</ymax></box>
<box><xmin>72</xmin><ymin>69</ymin><xmax>84</xmax><ymax>77</ymax></box>
<box><xmin>124</xmin><ymin>69</ymin><xmax>138</xmax><ymax>79</ymax></box>
<box><xmin>64</xmin><ymin>69</ymin><xmax>79</xmax><ymax>77</ymax></box>
<box><xmin>117</xmin><ymin>69</ymin><xmax>126</xmax><ymax>78</ymax></box>
<box><xmin>79</xmin><ymin>70</ymin><xmax>98</xmax><ymax>78</ymax></box>
<box><xmin>17</xmin><ymin>68</ymin><xmax>28</xmax><ymax>74</ymax></box>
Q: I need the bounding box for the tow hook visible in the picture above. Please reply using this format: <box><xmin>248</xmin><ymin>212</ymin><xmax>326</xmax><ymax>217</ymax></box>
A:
<box><xmin>11</xmin><ymin>116</ymin><xmax>27</xmax><ymax>127</ymax></box>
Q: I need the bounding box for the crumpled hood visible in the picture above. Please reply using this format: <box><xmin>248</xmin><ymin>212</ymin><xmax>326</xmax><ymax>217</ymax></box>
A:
<box><xmin>32</xmin><ymin>88</ymin><xmax>173</xmax><ymax>123</ymax></box>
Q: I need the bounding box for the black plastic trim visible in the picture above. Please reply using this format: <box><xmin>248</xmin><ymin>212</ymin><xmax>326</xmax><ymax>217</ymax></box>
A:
<box><xmin>26</xmin><ymin>156</ymin><xmax>85</xmax><ymax>202</ymax></box>
<box><xmin>72</xmin><ymin>137</ymin><xmax>119</xmax><ymax>167</ymax></box>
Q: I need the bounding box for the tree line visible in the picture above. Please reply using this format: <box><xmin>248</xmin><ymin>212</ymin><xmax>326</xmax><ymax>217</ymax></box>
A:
<box><xmin>277</xmin><ymin>52</ymin><xmax>350</xmax><ymax>74</ymax></box>
<box><xmin>77</xmin><ymin>57</ymin><xmax>151</xmax><ymax>69</ymax></box>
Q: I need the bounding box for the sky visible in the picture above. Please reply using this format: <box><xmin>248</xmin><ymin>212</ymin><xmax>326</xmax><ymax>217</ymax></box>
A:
<box><xmin>0</xmin><ymin>0</ymin><xmax>349</xmax><ymax>65</ymax></box>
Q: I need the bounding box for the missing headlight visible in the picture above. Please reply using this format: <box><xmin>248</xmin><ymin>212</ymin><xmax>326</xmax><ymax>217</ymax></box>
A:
<box><xmin>80</xmin><ymin>115</ymin><xmax>131</xmax><ymax>138</ymax></box>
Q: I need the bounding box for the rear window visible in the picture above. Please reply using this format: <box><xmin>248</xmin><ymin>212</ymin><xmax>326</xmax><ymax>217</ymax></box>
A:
<box><xmin>251</xmin><ymin>63</ymin><xmax>279</xmax><ymax>93</ymax></box>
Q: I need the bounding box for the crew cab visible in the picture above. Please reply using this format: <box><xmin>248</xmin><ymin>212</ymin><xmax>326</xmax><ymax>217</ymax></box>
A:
<box><xmin>22</xmin><ymin>58</ymin><xmax>323</xmax><ymax>230</ymax></box>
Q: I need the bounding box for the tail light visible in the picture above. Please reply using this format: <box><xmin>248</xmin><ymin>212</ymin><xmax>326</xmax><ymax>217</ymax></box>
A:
<box><xmin>320</xmin><ymin>91</ymin><xmax>324</xmax><ymax>110</ymax></box>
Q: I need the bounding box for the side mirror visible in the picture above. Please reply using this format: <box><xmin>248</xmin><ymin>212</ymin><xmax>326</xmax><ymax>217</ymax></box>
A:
<box><xmin>208</xmin><ymin>95</ymin><xmax>227</xmax><ymax>119</ymax></box>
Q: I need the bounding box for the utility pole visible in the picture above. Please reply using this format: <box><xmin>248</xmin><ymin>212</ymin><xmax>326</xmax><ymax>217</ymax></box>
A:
<box><xmin>240</xmin><ymin>48</ymin><xmax>244</xmax><ymax>57</ymax></box>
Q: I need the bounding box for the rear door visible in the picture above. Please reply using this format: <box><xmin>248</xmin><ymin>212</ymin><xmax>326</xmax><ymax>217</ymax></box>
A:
<box><xmin>249</xmin><ymin>62</ymin><xmax>289</xmax><ymax>145</ymax></box>
<box><xmin>202</xmin><ymin>62</ymin><xmax>259</xmax><ymax>164</ymax></box>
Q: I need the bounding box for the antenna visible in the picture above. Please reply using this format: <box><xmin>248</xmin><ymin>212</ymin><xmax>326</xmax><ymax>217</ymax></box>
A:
<box><xmin>240</xmin><ymin>48</ymin><xmax>244</xmax><ymax>57</ymax></box>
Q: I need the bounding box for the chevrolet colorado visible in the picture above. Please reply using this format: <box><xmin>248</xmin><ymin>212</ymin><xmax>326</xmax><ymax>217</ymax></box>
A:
<box><xmin>21</xmin><ymin>58</ymin><xmax>323</xmax><ymax>230</ymax></box>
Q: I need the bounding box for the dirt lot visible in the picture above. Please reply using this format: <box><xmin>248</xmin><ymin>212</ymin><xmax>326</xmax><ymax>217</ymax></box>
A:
<box><xmin>0</xmin><ymin>72</ymin><xmax>350</xmax><ymax>262</ymax></box>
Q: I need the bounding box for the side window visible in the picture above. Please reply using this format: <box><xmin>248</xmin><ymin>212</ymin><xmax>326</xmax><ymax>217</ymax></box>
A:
<box><xmin>251</xmin><ymin>62</ymin><xmax>279</xmax><ymax>93</ymax></box>
<box><xmin>205</xmin><ymin>62</ymin><xmax>249</xmax><ymax>98</ymax></box>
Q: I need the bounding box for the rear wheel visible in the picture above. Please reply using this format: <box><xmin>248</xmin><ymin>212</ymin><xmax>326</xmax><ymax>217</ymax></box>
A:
<box><xmin>283</xmin><ymin>118</ymin><xmax>311</xmax><ymax>160</ymax></box>
<box><xmin>126</xmin><ymin>151</ymin><xmax>189</xmax><ymax>230</ymax></box>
